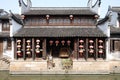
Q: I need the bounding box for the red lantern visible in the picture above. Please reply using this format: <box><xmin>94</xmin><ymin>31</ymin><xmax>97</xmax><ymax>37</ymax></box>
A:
<box><xmin>17</xmin><ymin>40</ymin><xmax>21</xmax><ymax>43</ymax></box>
<box><xmin>89</xmin><ymin>49</ymin><xmax>94</xmax><ymax>53</ymax></box>
<box><xmin>79</xmin><ymin>45</ymin><xmax>83</xmax><ymax>48</ymax></box>
<box><xmin>49</xmin><ymin>40</ymin><xmax>53</xmax><ymax>44</ymax></box>
<box><xmin>17</xmin><ymin>45</ymin><xmax>21</xmax><ymax>48</ymax></box>
<box><xmin>36</xmin><ymin>50</ymin><xmax>40</xmax><ymax>53</ymax></box>
<box><xmin>99</xmin><ymin>40</ymin><xmax>103</xmax><ymax>43</ymax></box>
<box><xmin>79</xmin><ymin>40</ymin><xmax>84</xmax><ymax>43</ymax></box>
<box><xmin>89</xmin><ymin>45</ymin><xmax>93</xmax><ymax>48</ymax></box>
<box><xmin>79</xmin><ymin>49</ymin><xmax>84</xmax><ymax>53</ymax></box>
<box><xmin>67</xmin><ymin>40</ymin><xmax>71</xmax><ymax>46</ymax></box>
<box><xmin>36</xmin><ymin>39</ymin><xmax>40</xmax><ymax>43</ymax></box>
<box><xmin>26</xmin><ymin>45</ymin><xmax>31</xmax><ymax>48</ymax></box>
<box><xmin>17</xmin><ymin>51</ymin><xmax>21</xmax><ymax>54</ymax></box>
<box><xmin>26</xmin><ymin>51</ymin><xmax>31</xmax><ymax>55</ymax></box>
<box><xmin>61</xmin><ymin>40</ymin><xmax>65</xmax><ymax>44</ymax></box>
<box><xmin>46</xmin><ymin>15</ymin><xmax>50</xmax><ymax>20</ymax></box>
<box><xmin>55</xmin><ymin>40</ymin><xmax>59</xmax><ymax>46</ymax></box>
<box><xmin>70</xmin><ymin>15</ymin><xmax>73</xmax><ymax>20</ymax></box>
<box><xmin>99</xmin><ymin>49</ymin><xmax>103</xmax><ymax>54</ymax></box>
<box><xmin>89</xmin><ymin>40</ymin><xmax>94</xmax><ymax>43</ymax></box>
<box><xmin>55</xmin><ymin>40</ymin><xmax>59</xmax><ymax>44</ymax></box>
<box><xmin>18</xmin><ymin>53</ymin><xmax>22</xmax><ymax>56</ymax></box>
<box><xmin>99</xmin><ymin>45</ymin><xmax>103</xmax><ymax>48</ymax></box>
<box><xmin>67</xmin><ymin>40</ymin><xmax>71</xmax><ymax>43</ymax></box>
<box><xmin>36</xmin><ymin>45</ymin><xmax>40</xmax><ymax>48</ymax></box>
<box><xmin>26</xmin><ymin>40</ymin><xmax>31</xmax><ymax>43</ymax></box>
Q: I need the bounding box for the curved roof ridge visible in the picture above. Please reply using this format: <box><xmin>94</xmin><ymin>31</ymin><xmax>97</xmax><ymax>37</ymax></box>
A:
<box><xmin>30</xmin><ymin>7</ymin><xmax>89</xmax><ymax>10</ymax></box>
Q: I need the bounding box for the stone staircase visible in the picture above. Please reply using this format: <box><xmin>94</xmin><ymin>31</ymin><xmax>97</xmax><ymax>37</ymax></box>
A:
<box><xmin>0</xmin><ymin>57</ymin><xmax>10</xmax><ymax>70</ymax></box>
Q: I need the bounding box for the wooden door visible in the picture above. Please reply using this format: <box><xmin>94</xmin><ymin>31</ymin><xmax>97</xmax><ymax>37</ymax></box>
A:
<box><xmin>0</xmin><ymin>40</ymin><xmax>3</xmax><ymax>58</ymax></box>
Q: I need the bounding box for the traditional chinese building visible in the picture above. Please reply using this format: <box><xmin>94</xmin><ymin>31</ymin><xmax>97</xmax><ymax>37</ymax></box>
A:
<box><xmin>0</xmin><ymin>9</ymin><xmax>12</xmax><ymax>58</ymax></box>
<box><xmin>12</xmin><ymin>0</ymin><xmax>107</xmax><ymax>60</ymax></box>
<box><xmin>8</xmin><ymin>0</ymin><xmax>112</xmax><ymax>74</ymax></box>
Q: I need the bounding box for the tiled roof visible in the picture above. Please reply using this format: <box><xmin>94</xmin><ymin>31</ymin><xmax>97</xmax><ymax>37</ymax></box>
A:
<box><xmin>0</xmin><ymin>9</ymin><xmax>9</xmax><ymax>19</ymax></box>
<box><xmin>0</xmin><ymin>32</ymin><xmax>9</xmax><ymax>37</ymax></box>
<box><xmin>111</xmin><ymin>7</ymin><xmax>120</xmax><ymax>13</ymax></box>
<box><xmin>14</xmin><ymin>27</ymin><xmax>106</xmax><ymax>37</ymax></box>
<box><xmin>110</xmin><ymin>27</ymin><xmax>120</xmax><ymax>34</ymax></box>
<box><xmin>10</xmin><ymin>11</ymin><xmax>23</xmax><ymax>25</ymax></box>
<box><xmin>0</xmin><ymin>9</ymin><xmax>3</xmax><ymax>13</ymax></box>
<box><xmin>23</xmin><ymin>7</ymin><xmax>97</xmax><ymax>15</ymax></box>
<box><xmin>0</xmin><ymin>15</ymin><xmax>9</xmax><ymax>19</ymax></box>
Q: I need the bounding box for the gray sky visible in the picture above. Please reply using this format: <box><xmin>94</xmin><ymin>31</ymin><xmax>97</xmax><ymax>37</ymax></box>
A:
<box><xmin>0</xmin><ymin>0</ymin><xmax>120</xmax><ymax>18</ymax></box>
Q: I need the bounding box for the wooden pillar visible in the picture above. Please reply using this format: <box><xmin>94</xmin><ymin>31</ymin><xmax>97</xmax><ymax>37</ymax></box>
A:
<box><xmin>104</xmin><ymin>39</ymin><xmax>106</xmax><ymax>59</ymax></box>
<box><xmin>95</xmin><ymin>38</ymin><xmax>98</xmax><ymax>60</ymax></box>
<box><xmin>32</xmin><ymin>38</ymin><xmax>35</xmax><ymax>60</ymax></box>
<box><xmin>85</xmin><ymin>38</ymin><xmax>88</xmax><ymax>60</ymax></box>
<box><xmin>73</xmin><ymin>39</ymin><xmax>78</xmax><ymax>59</ymax></box>
<box><xmin>23</xmin><ymin>38</ymin><xmax>26</xmax><ymax>60</ymax></box>
<box><xmin>77</xmin><ymin>38</ymin><xmax>79</xmax><ymax>59</ymax></box>
<box><xmin>14</xmin><ymin>38</ymin><xmax>17</xmax><ymax>60</ymax></box>
<box><xmin>42</xmin><ymin>39</ymin><xmax>46</xmax><ymax>59</ymax></box>
<box><xmin>110</xmin><ymin>39</ymin><xmax>113</xmax><ymax>52</ymax></box>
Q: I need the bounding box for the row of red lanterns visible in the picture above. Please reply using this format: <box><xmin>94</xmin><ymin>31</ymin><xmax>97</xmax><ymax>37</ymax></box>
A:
<box><xmin>79</xmin><ymin>40</ymin><xmax>103</xmax><ymax>43</ymax></box>
<box><xmin>49</xmin><ymin>40</ymin><xmax>71</xmax><ymax>44</ymax></box>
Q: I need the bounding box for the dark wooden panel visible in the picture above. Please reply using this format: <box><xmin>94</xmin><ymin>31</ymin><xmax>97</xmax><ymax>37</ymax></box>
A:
<box><xmin>85</xmin><ymin>38</ymin><xmax>88</xmax><ymax>60</ymax></box>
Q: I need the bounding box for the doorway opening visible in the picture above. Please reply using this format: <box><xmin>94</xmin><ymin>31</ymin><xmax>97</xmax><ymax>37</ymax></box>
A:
<box><xmin>47</xmin><ymin>38</ymin><xmax>74</xmax><ymax>58</ymax></box>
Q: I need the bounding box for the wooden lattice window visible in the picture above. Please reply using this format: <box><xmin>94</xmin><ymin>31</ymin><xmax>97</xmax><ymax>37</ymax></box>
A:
<box><xmin>2</xmin><ymin>22</ymin><xmax>10</xmax><ymax>31</ymax></box>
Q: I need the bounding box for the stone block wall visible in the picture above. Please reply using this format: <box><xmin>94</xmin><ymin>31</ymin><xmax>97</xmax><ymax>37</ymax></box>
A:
<box><xmin>110</xmin><ymin>61</ymin><xmax>120</xmax><ymax>73</ymax></box>
<box><xmin>10</xmin><ymin>61</ymin><xmax>47</xmax><ymax>74</ymax></box>
<box><xmin>9</xmin><ymin>60</ymin><xmax>120</xmax><ymax>74</ymax></box>
<box><xmin>72</xmin><ymin>61</ymin><xmax>110</xmax><ymax>74</ymax></box>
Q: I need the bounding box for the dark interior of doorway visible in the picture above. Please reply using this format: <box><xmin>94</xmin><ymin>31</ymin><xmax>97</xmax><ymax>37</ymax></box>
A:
<box><xmin>47</xmin><ymin>38</ymin><xmax>74</xmax><ymax>58</ymax></box>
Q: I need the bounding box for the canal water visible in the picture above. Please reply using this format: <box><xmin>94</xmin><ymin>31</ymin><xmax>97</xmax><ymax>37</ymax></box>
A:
<box><xmin>0</xmin><ymin>71</ymin><xmax>120</xmax><ymax>80</ymax></box>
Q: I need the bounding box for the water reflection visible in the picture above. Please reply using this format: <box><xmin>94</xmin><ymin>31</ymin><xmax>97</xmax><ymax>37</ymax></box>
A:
<box><xmin>0</xmin><ymin>71</ymin><xmax>120</xmax><ymax>80</ymax></box>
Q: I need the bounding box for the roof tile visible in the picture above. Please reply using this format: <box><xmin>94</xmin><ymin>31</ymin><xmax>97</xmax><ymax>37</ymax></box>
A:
<box><xmin>14</xmin><ymin>27</ymin><xmax>106</xmax><ymax>37</ymax></box>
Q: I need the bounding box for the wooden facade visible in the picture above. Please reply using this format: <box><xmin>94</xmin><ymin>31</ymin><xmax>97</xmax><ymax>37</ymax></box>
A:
<box><xmin>24</xmin><ymin>15</ymin><xmax>96</xmax><ymax>27</ymax></box>
<box><xmin>1</xmin><ymin>20</ymin><xmax>10</xmax><ymax>31</ymax></box>
<box><xmin>13</xmin><ymin>7</ymin><xmax>107</xmax><ymax>61</ymax></box>
<box><xmin>15</xmin><ymin>37</ymin><xmax>106</xmax><ymax>60</ymax></box>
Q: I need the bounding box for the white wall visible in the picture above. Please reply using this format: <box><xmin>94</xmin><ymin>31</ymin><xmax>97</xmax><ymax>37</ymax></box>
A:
<box><xmin>109</xmin><ymin>12</ymin><xmax>119</xmax><ymax>28</ymax></box>
<box><xmin>98</xmin><ymin>18</ymin><xmax>110</xmax><ymax>61</ymax></box>
<box><xmin>10</xmin><ymin>19</ymin><xmax>22</xmax><ymax>37</ymax></box>
<box><xmin>10</xmin><ymin>19</ymin><xmax>22</xmax><ymax>60</ymax></box>
<box><xmin>109</xmin><ymin>38</ymin><xmax>120</xmax><ymax>60</ymax></box>
<box><xmin>98</xmin><ymin>21</ymin><xmax>110</xmax><ymax>37</ymax></box>
<box><xmin>3</xmin><ymin>39</ymin><xmax>13</xmax><ymax>59</ymax></box>
<box><xmin>0</xmin><ymin>23</ymin><xmax>2</xmax><ymax>32</ymax></box>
